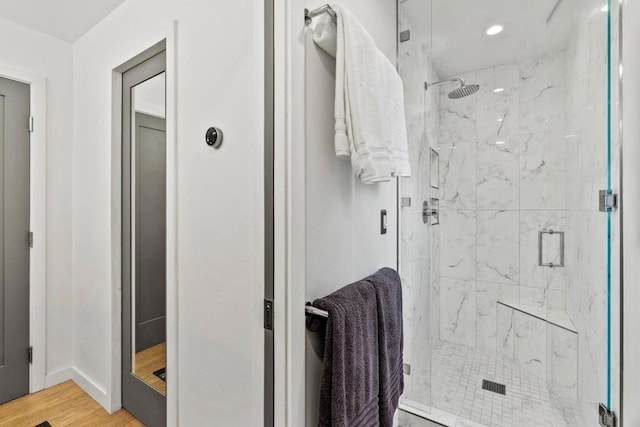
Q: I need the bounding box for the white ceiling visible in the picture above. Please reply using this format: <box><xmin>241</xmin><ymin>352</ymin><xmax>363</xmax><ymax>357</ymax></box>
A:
<box><xmin>401</xmin><ymin>0</ymin><xmax>590</xmax><ymax>78</ymax></box>
<box><xmin>0</xmin><ymin>0</ymin><xmax>126</xmax><ymax>42</ymax></box>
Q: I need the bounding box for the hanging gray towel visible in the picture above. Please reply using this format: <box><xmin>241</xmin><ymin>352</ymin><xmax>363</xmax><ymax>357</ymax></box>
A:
<box><xmin>306</xmin><ymin>268</ymin><xmax>404</xmax><ymax>427</ymax></box>
<box><xmin>307</xmin><ymin>280</ymin><xmax>381</xmax><ymax>427</ymax></box>
<box><xmin>369</xmin><ymin>267</ymin><xmax>404</xmax><ymax>426</ymax></box>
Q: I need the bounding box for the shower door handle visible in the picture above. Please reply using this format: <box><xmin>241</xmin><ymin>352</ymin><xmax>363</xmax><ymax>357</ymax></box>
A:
<box><xmin>538</xmin><ymin>229</ymin><xmax>565</xmax><ymax>268</ymax></box>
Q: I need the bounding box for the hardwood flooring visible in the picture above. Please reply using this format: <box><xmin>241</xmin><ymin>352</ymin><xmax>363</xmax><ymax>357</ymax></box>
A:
<box><xmin>0</xmin><ymin>380</ymin><xmax>143</xmax><ymax>427</ymax></box>
<box><xmin>133</xmin><ymin>342</ymin><xmax>166</xmax><ymax>395</ymax></box>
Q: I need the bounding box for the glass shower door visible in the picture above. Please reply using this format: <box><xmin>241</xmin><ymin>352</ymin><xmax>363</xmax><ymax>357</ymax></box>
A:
<box><xmin>397</xmin><ymin>0</ymin><xmax>436</xmax><ymax>415</ymax></box>
<box><xmin>397</xmin><ymin>0</ymin><xmax>620</xmax><ymax>426</ymax></box>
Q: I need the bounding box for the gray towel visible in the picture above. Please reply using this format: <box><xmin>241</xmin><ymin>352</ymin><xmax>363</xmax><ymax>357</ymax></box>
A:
<box><xmin>307</xmin><ymin>280</ymin><xmax>381</xmax><ymax>427</ymax></box>
<box><xmin>369</xmin><ymin>267</ymin><xmax>404</xmax><ymax>426</ymax></box>
<box><xmin>307</xmin><ymin>268</ymin><xmax>404</xmax><ymax>427</ymax></box>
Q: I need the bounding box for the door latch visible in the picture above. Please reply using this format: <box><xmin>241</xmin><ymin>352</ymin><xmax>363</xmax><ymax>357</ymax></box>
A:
<box><xmin>264</xmin><ymin>300</ymin><xmax>273</xmax><ymax>331</ymax></box>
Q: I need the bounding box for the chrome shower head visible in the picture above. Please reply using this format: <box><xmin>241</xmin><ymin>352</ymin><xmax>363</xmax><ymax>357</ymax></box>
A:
<box><xmin>425</xmin><ymin>78</ymin><xmax>480</xmax><ymax>99</ymax></box>
<box><xmin>448</xmin><ymin>83</ymin><xmax>480</xmax><ymax>99</ymax></box>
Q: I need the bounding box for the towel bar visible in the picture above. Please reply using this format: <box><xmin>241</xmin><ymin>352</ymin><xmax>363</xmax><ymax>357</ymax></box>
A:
<box><xmin>305</xmin><ymin>5</ymin><xmax>337</xmax><ymax>26</ymax></box>
<box><xmin>305</xmin><ymin>302</ymin><xmax>329</xmax><ymax>318</ymax></box>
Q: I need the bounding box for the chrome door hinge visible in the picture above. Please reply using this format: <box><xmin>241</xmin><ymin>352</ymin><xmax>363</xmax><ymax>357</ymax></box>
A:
<box><xmin>29</xmin><ymin>116</ymin><xmax>34</xmax><ymax>133</ymax></box>
<box><xmin>264</xmin><ymin>299</ymin><xmax>273</xmax><ymax>330</ymax></box>
<box><xmin>28</xmin><ymin>346</ymin><xmax>33</xmax><ymax>364</ymax></box>
<box><xmin>28</xmin><ymin>232</ymin><xmax>33</xmax><ymax>248</ymax></box>
<box><xmin>599</xmin><ymin>190</ymin><xmax>617</xmax><ymax>212</ymax></box>
<box><xmin>599</xmin><ymin>403</ymin><xmax>616</xmax><ymax>427</ymax></box>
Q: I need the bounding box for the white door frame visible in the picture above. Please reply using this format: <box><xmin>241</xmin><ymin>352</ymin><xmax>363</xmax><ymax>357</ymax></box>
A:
<box><xmin>110</xmin><ymin>22</ymin><xmax>178</xmax><ymax>424</ymax></box>
<box><xmin>0</xmin><ymin>65</ymin><xmax>48</xmax><ymax>394</ymax></box>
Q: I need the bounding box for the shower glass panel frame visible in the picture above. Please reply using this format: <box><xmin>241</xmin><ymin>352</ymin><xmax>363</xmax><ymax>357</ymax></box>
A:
<box><xmin>397</xmin><ymin>1</ymin><xmax>621</xmax><ymax>426</ymax></box>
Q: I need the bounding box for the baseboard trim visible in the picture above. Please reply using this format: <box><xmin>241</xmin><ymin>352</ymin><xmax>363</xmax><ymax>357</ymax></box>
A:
<box><xmin>44</xmin><ymin>367</ymin><xmax>75</xmax><ymax>388</ymax></box>
<box><xmin>71</xmin><ymin>367</ymin><xmax>109</xmax><ymax>411</ymax></box>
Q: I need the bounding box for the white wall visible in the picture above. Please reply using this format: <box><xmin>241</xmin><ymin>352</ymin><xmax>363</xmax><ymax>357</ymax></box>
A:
<box><xmin>71</xmin><ymin>0</ymin><xmax>264</xmax><ymax>425</ymax></box>
<box><xmin>284</xmin><ymin>1</ymin><xmax>398</xmax><ymax>425</ymax></box>
<box><xmin>0</xmin><ymin>17</ymin><xmax>74</xmax><ymax>385</ymax></box>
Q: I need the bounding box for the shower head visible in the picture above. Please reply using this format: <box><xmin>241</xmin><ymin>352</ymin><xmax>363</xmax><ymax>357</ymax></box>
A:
<box><xmin>448</xmin><ymin>83</ymin><xmax>480</xmax><ymax>99</ymax></box>
<box><xmin>425</xmin><ymin>78</ymin><xmax>480</xmax><ymax>99</ymax></box>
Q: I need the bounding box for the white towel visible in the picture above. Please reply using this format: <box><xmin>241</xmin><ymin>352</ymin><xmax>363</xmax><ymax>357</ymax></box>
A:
<box><xmin>310</xmin><ymin>5</ymin><xmax>411</xmax><ymax>183</ymax></box>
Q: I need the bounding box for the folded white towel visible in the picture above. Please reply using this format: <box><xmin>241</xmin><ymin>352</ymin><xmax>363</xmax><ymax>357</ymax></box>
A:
<box><xmin>310</xmin><ymin>5</ymin><xmax>411</xmax><ymax>183</ymax></box>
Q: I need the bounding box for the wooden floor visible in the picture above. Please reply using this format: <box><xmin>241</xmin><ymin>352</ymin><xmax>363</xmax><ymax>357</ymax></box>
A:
<box><xmin>0</xmin><ymin>380</ymin><xmax>143</xmax><ymax>426</ymax></box>
<box><xmin>134</xmin><ymin>342</ymin><xmax>166</xmax><ymax>395</ymax></box>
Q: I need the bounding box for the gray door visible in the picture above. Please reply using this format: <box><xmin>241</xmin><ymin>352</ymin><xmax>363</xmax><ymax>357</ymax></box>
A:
<box><xmin>122</xmin><ymin>51</ymin><xmax>167</xmax><ymax>427</ymax></box>
<box><xmin>134</xmin><ymin>112</ymin><xmax>166</xmax><ymax>353</ymax></box>
<box><xmin>0</xmin><ymin>77</ymin><xmax>30</xmax><ymax>404</ymax></box>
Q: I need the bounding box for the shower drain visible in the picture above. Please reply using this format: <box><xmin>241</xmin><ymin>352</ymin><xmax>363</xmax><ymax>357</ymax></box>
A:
<box><xmin>482</xmin><ymin>379</ymin><xmax>506</xmax><ymax>395</ymax></box>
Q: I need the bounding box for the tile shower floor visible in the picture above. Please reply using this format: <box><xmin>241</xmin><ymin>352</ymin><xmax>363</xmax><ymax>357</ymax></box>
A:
<box><xmin>424</xmin><ymin>340</ymin><xmax>585</xmax><ymax>427</ymax></box>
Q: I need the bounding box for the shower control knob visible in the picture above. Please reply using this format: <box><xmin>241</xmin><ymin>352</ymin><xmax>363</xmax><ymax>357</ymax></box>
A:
<box><xmin>205</xmin><ymin>127</ymin><xmax>223</xmax><ymax>149</ymax></box>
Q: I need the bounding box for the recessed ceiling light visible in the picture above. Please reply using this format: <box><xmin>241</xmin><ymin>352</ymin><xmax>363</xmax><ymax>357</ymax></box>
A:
<box><xmin>497</xmin><ymin>118</ymin><xmax>504</xmax><ymax>122</ymax></box>
<box><xmin>496</xmin><ymin>141</ymin><xmax>505</xmax><ymax>145</ymax></box>
<box><xmin>494</xmin><ymin>88</ymin><xmax>504</xmax><ymax>93</ymax></box>
<box><xmin>601</xmin><ymin>4</ymin><xmax>608</xmax><ymax>12</ymax></box>
<box><xmin>486</xmin><ymin>25</ymin><xmax>504</xmax><ymax>36</ymax></box>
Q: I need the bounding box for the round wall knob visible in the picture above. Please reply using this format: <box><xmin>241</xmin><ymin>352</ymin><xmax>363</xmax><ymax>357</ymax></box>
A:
<box><xmin>205</xmin><ymin>127</ymin><xmax>223</xmax><ymax>149</ymax></box>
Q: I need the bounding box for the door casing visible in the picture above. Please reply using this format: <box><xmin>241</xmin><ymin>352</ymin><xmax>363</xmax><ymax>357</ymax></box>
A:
<box><xmin>109</xmin><ymin>26</ymin><xmax>177</xmax><ymax>424</ymax></box>
<box><xmin>122</xmin><ymin>50</ymin><xmax>167</xmax><ymax>427</ymax></box>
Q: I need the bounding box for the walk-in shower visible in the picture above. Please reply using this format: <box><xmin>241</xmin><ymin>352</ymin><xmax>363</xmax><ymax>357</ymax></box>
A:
<box><xmin>398</xmin><ymin>1</ymin><xmax>621</xmax><ymax>426</ymax></box>
<box><xmin>425</xmin><ymin>78</ymin><xmax>480</xmax><ymax>99</ymax></box>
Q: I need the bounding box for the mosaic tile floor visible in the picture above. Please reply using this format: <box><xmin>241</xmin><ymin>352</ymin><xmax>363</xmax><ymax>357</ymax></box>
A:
<box><xmin>426</xmin><ymin>340</ymin><xmax>585</xmax><ymax>427</ymax></box>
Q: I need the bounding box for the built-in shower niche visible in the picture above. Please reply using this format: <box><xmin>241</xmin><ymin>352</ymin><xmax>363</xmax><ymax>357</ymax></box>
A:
<box><xmin>497</xmin><ymin>302</ymin><xmax>578</xmax><ymax>401</ymax></box>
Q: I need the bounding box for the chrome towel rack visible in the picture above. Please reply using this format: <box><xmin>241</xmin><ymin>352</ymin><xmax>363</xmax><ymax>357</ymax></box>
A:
<box><xmin>305</xmin><ymin>4</ymin><xmax>337</xmax><ymax>26</ymax></box>
<box><xmin>305</xmin><ymin>302</ymin><xmax>329</xmax><ymax>318</ymax></box>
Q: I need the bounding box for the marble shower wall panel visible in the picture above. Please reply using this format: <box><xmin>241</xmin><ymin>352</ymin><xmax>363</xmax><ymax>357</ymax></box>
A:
<box><xmin>440</xmin><ymin>209</ymin><xmax>476</xmax><ymax>280</ymax></box>
<box><xmin>477</xmin><ymin>210</ymin><xmax>519</xmax><ymax>285</ymax></box>
<box><xmin>400</xmin><ymin>251</ymin><xmax>432</xmax><ymax>406</ymax></box>
<box><xmin>477</xmin><ymin>138</ymin><xmax>519</xmax><ymax>210</ymax></box>
<box><xmin>519</xmin><ymin>131</ymin><xmax>567</xmax><ymax>211</ymax></box>
<box><xmin>476</xmin><ymin>64</ymin><xmax>519</xmax><ymax>141</ymax></box>
<box><xmin>563</xmin><ymin>0</ymin><xmax>611</xmax><ymax>418</ymax></box>
<box><xmin>438</xmin><ymin>71</ymin><xmax>477</xmax><ymax>144</ymax></box>
<box><xmin>398</xmin><ymin>6</ymin><xmax>442</xmax><ymax>409</ymax></box>
<box><xmin>514</xmin><ymin>310</ymin><xmax>547</xmax><ymax>380</ymax></box>
<box><xmin>431</xmin><ymin>223</ymin><xmax>441</xmax><ymax>342</ymax></box>
<box><xmin>496</xmin><ymin>303</ymin><xmax>515</xmax><ymax>358</ymax></box>
<box><xmin>476</xmin><ymin>282</ymin><xmax>518</xmax><ymax>353</ymax></box>
<box><xmin>440</xmin><ymin>277</ymin><xmax>476</xmax><ymax>347</ymax></box>
<box><xmin>548</xmin><ymin>325</ymin><xmax>578</xmax><ymax>400</ymax></box>
<box><xmin>440</xmin><ymin>142</ymin><xmax>476</xmax><ymax>211</ymax></box>
<box><xmin>518</xmin><ymin>53</ymin><xmax>566</xmax><ymax>135</ymax></box>
<box><xmin>436</xmin><ymin>52</ymin><xmax>574</xmax><ymax>352</ymax></box>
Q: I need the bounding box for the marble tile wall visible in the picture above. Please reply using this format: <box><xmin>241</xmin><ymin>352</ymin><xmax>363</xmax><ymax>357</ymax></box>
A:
<box><xmin>434</xmin><ymin>0</ymin><xmax>612</xmax><ymax>419</ymax></box>
<box><xmin>398</xmin><ymin>6</ymin><xmax>440</xmax><ymax>409</ymax></box>
<box><xmin>564</xmin><ymin>0</ymin><xmax>612</xmax><ymax>420</ymax></box>
<box><xmin>437</xmin><ymin>52</ymin><xmax>570</xmax><ymax>350</ymax></box>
